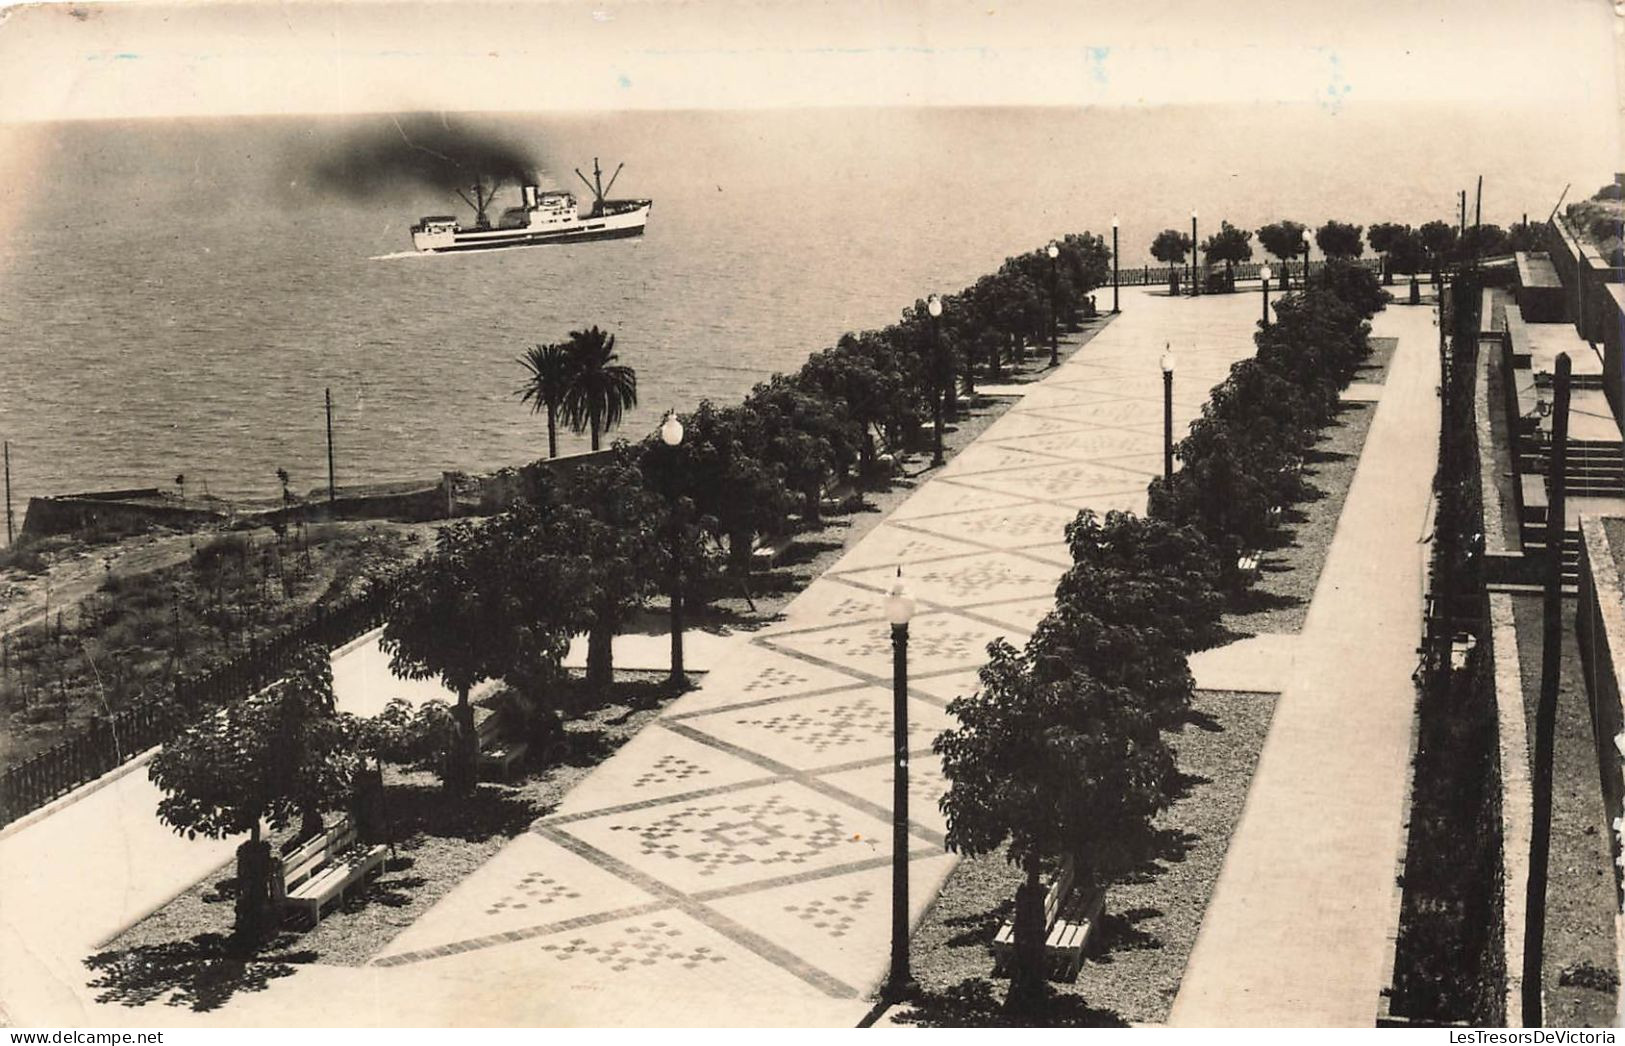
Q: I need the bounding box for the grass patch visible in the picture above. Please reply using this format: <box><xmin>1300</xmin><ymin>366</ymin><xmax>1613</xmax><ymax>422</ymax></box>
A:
<box><xmin>894</xmin><ymin>689</ymin><xmax>1276</xmax><ymax>1026</ymax></box>
<box><xmin>1223</xmin><ymin>401</ymin><xmax>1376</xmax><ymax>636</ymax></box>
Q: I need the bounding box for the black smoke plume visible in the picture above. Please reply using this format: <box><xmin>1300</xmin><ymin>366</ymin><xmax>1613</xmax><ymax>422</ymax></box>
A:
<box><xmin>305</xmin><ymin>114</ymin><xmax>542</xmax><ymax>216</ymax></box>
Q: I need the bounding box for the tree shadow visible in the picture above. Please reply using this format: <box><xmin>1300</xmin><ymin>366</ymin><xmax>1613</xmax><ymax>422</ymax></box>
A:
<box><xmin>777</xmin><ymin>539</ymin><xmax>843</xmax><ymax>567</ymax></box>
<box><xmin>1091</xmin><ymin>906</ymin><xmax>1165</xmax><ymax>958</ymax></box>
<box><xmin>1224</xmin><ymin>585</ymin><xmax>1303</xmax><ymax>617</ymax></box>
<box><xmin>941</xmin><ymin>896</ymin><xmax>1015</xmax><ymax>949</ymax></box>
<box><xmin>1182</xmin><ymin>707</ymin><xmax>1225</xmax><ymax>733</ymax></box>
<box><xmin>382</xmin><ymin>781</ymin><xmax>538</xmax><ymax>845</ymax></box>
<box><xmin>888</xmin><ymin>977</ymin><xmax>1129</xmax><ymax>1028</ymax></box>
<box><xmin>343</xmin><ymin>869</ymin><xmax>428</xmax><ymax>911</ymax></box>
<box><xmin>83</xmin><ymin>931</ymin><xmax>317</xmax><ymax>1013</ymax></box>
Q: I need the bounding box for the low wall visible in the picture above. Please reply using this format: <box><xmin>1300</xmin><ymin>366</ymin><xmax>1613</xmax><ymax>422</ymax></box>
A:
<box><xmin>20</xmin><ymin>495</ymin><xmax>225</xmax><ymax>540</ymax></box>
<box><xmin>1514</xmin><ymin>253</ymin><xmax>1566</xmax><ymax>324</ymax></box>
<box><xmin>1548</xmin><ymin>219</ymin><xmax>1625</xmax><ymax>432</ymax></box>
<box><xmin>21</xmin><ymin>449</ymin><xmax>622</xmax><ymax>542</ymax></box>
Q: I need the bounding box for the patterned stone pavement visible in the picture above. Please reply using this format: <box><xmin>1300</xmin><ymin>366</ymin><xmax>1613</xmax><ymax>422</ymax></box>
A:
<box><xmin>349</xmin><ymin>287</ymin><xmax>1269</xmax><ymax>1024</ymax></box>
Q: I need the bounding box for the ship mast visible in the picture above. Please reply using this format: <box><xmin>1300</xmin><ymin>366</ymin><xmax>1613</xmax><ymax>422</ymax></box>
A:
<box><xmin>454</xmin><ymin>180</ymin><xmax>502</xmax><ymax>229</ymax></box>
<box><xmin>575</xmin><ymin>157</ymin><xmax>623</xmax><ymax>218</ymax></box>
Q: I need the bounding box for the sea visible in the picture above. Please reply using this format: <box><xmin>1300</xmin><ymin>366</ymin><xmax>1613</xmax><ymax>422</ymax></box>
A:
<box><xmin>0</xmin><ymin>103</ymin><xmax>1613</xmax><ymax>534</ymax></box>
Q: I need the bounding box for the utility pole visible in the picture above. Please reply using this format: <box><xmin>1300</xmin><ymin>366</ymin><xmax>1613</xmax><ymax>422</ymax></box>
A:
<box><xmin>1459</xmin><ymin>190</ymin><xmax>1467</xmax><ymax>235</ymax></box>
<box><xmin>1524</xmin><ymin>351</ymin><xmax>1572</xmax><ymax>1027</ymax></box>
<box><xmin>325</xmin><ymin>388</ymin><xmax>336</xmax><ymax>504</ymax></box>
<box><xmin>3</xmin><ymin>441</ymin><xmax>12</xmax><ymax>546</ymax></box>
<box><xmin>1474</xmin><ymin>175</ymin><xmax>1484</xmax><ymax>272</ymax></box>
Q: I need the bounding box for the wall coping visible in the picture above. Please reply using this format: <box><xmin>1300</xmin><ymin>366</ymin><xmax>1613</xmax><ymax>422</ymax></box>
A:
<box><xmin>1490</xmin><ymin>592</ymin><xmax>1532</xmax><ymax>1028</ymax></box>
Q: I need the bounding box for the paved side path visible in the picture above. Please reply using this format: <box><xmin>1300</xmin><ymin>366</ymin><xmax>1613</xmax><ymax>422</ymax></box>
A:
<box><xmin>1168</xmin><ymin>304</ymin><xmax>1439</xmax><ymax>1027</ymax></box>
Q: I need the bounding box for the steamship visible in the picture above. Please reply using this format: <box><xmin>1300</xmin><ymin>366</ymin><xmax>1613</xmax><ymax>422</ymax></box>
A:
<box><xmin>410</xmin><ymin>158</ymin><xmax>650</xmax><ymax>253</ymax></box>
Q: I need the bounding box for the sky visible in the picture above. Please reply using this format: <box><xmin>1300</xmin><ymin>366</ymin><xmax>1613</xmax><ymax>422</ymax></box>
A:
<box><xmin>0</xmin><ymin>0</ymin><xmax>1619</xmax><ymax>123</ymax></box>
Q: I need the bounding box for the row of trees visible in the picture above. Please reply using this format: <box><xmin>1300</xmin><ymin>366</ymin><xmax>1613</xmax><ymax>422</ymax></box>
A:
<box><xmin>1147</xmin><ymin>218</ymin><xmax>1545</xmax><ymax>291</ymax></box>
<box><xmin>1149</xmin><ymin>258</ymin><xmax>1389</xmax><ymax>586</ymax></box>
<box><xmin>935</xmin><ymin>254</ymin><xmax>1392</xmax><ymax>1012</ymax></box>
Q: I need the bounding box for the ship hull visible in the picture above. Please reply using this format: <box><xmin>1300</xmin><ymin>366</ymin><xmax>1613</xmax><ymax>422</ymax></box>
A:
<box><xmin>424</xmin><ymin>223</ymin><xmax>646</xmax><ymax>253</ymax></box>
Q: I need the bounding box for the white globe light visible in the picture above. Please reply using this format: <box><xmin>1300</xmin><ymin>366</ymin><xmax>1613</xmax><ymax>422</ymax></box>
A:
<box><xmin>927</xmin><ymin>295</ymin><xmax>943</xmax><ymax>318</ymax></box>
<box><xmin>1111</xmin><ymin>214</ymin><xmax>1120</xmax><ymax>229</ymax></box>
<box><xmin>1260</xmin><ymin>264</ymin><xmax>1273</xmax><ymax>281</ymax></box>
<box><xmin>1303</xmin><ymin>228</ymin><xmax>1313</xmax><ymax>244</ymax></box>
<box><xmin>660</xmin><ymin>411</ymin><xmax>684</xmax><ymax>447</ymax></box>
<box><xmin>885</xmin><ymin>572</ymin><xmax>916</xmax><ymax>626</ymax></box>
<box><xmin>1047</xmin><ymin>242</ymin><xmax>1060</xmax><ymax>259</ymax></box>
<box><xmin>1160</xmin><ymin>347</ymin><xmax>1176</xmax><ymax>374</ymax></box>
<box><xmin>1191</xmin><ymin>208</ymin><xmax>1198</xmax><ymax>219</ymax></box>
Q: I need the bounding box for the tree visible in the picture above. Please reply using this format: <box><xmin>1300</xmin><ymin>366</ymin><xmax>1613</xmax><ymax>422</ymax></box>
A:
<box><xmin>1366</xmin><ymin>222</ymin><xmax>1410</xmax><ymax>281</ymax></box>
<box><xmin>380</xmin><ymin>521</ymin><xmax>523</xmax><ymax>795</ymax></box>
<box><xmin>1458</xmin><ymin>223</ymin><xmax>1508</xmax><ymax>263</ymax></box>
<box><xmin>798</xmin><ymin>342</ymin><xmax>901</xmax><ymax>484</ymax></box>
<box><xmin>1057</xmin><ymin>232</ymin><xmax>1113</xmax><ymax>302</ymax></box>
<box><xmin>1417</xmin><ymin>220</ymin><xmax>1458</xmax><ymax>277</ymax></box>
<box><xmin>1202</xmin><ymin>221</ymin><xmax>1254</xmax><ymax>290</ymax></box>
<box><xmin>937</xmin><ymin>634</ymin><xmax>1180</xmax><ymax>1012</ymax></box>
<box><xmin>746</xmin><ymin>375</ymin><xmax>857</xmax><ymax>523</ymax></box>
<box><xmin>664</xmin><ymin>400</ymin><xmax>795</xmax><ymax>579</ymax></box>
<box><xmin>1257</xmin><ymin>220</ymin><xmax>1308</xmax><ymax>288</ymax></box>
<box><xmin>1385</xmin><ymin>227</ymin><xmax>1427</xmax><ymax>276</ymax></box>
<box><xmin>515</xmin><ymin>341</ymin><xmax>576</xmax><ymax>458</ymax></box>
<box><xmin>1311</xmin><ymin>258</ymin><xmax>1391</xmax><ymax>322</ymax></box>
<box><xmin>537</xmin><ymin>450</ymin><xmax>664</xmax><ymax>691</ymax></box>
<box><xmin>1315</xmin><ymin>220</ymin><xmax>1364</xmax><ymax>259</ymax></box>
<box><xmin>148</xmin><ymin>646</ymin><xmax>359</xmax><ymax>944</ymax></box>
<box><xmin>561</xmin><ymin>325</ymin><xmax>638</xmax><ymax>451</ymax></box>
<box><xmin>1150</xmin><ymin>229</ymin><xmax>1193</xmax><ymax>291</ymax></box>
<box><xmin>1506</xmin><ymin>220</ymin><xmax>1544</xmax><ymax>254</ymax></box>
<box><xmin>1055</xmin><ymin>510</ymin><xmax>1224</xmax><ymax>657</ymax></box>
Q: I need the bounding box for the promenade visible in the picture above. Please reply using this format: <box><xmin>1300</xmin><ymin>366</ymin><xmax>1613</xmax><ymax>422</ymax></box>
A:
<box><xmin>0</xmin><ymin>284</ymin><xmax>1411</xmax><ymax>1028</ymax></box>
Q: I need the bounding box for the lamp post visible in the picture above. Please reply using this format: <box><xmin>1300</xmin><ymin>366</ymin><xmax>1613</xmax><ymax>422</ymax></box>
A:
<box><xmin>1302</xmin><ymin>227</ymin><xmax>1314</xmax><ymax>289</ymax></box>
<box><xmin>927</xmin><ymin>294</ymin><xmax>945</xmax><ymax>468</ymax></box>
<box><xmin>1190</xmin><ymin>209</ymin><xmax>1199</xmax><ymax>297</ymax></box>
<box><xmin>1111</xmin><ymin>215</ymin><xmax>1120</xmax><ymax>313</ymax></box>
<box><xmin>1259</xmin><ymin>264</ymin><xmax>1273</xmax><ymax>328</ymax></box>
<box><xmin>660</xmin><ymin>410</ymin><xmax>687</xmax><ymax>689</ymax></box>
<box><xmin>1046</xmin><ymin>241</ymin><xmax>1061</xmax><ymax>367</ymax></box>
<box><xmin>1160</xmin><ymin>347</ymin><xmax>1176</xmax><ymax>486</ymax></box>
<box><xmin>885</xmin><ymin>569</ymin><xmax>918</xmax><ymax>1003</ymax></box>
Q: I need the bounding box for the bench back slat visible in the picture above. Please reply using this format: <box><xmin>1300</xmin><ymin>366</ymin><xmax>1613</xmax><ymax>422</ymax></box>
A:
<box><xmin>273</xmin><ymin>815</ymin><xmax>359</xmax><ymax>900</ymax></box>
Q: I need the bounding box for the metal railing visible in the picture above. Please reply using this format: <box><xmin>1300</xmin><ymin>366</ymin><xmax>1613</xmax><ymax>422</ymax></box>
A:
<box><xmin>0</xmin><ymin>586</ymin><xmax>390</xmax><ymax>827</ymax></box>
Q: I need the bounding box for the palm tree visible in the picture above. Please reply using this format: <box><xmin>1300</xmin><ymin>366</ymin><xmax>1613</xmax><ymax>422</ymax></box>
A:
<box><xmin>561</xmin><ymin>326</ymin><xmax>638</xmax><ymax>450</ymax></box>
<box><xmin>515</xmin><ymin>342</ymin><xmax>576</xmax><ymax>458</ymax></box>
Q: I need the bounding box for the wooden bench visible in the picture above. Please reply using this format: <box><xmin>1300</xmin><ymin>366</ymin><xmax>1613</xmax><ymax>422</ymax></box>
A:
<box><xmin>475</xmin><ymin>705</ymin><xmax>529</xmax><ymax>782</ymax></box>
<box><xmin>750</xmin><ymin>533</ymin><xmax>796</xmax><ymax>568</ymax></box>
<box><xmin>991</xmin><ymin>858</ymin><xmax>1104</xmax><ymax>981</ymax></box>
<box><xmin>1236</xmin><ymin>551</ymin><xmax>1262</xmax><ymax>580</ymax></box>
<box><xmin>272</xmin><ymin>814</ymin><xmax>386</xmax><ymax>926</ymax></box>
<box><xmin>818</xmin><ymin>479</ymin><xmax>863</xmax><ymax>515</ymax></box>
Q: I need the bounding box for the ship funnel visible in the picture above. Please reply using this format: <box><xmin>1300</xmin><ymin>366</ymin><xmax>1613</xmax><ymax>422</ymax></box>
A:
<box><xmin>522</xmin><ymin>185</ymin><xmax>538</xmax><ymax>208</ymax></box>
